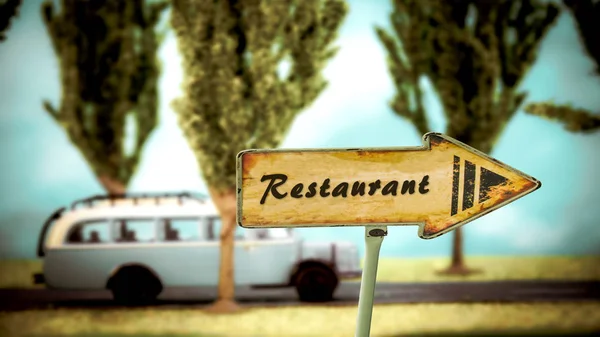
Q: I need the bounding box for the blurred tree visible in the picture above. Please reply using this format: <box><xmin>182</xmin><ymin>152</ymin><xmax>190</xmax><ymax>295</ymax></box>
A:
<box><xmin>0</xmin><ymin>0</ymin><xmax>22</xmax><ymax>41</ymax></box>
<box><xmin>42</xmin><ymin>0</ymin><xmax>168</xmax><ymax>195</ymax></box>
<box><xmin>376</xmin><ymin>0</ymin><xmax>559</xmax><ymax>274</ymax></box>
<box><xmin>524</xmin><ymin>0</ymin><xmax>600</xmax><ymax>132</ymax></box>
<box><xmin>170</xmin><ymin>0</ymin><xmax>347</xmax><ymax>312</ymax></box>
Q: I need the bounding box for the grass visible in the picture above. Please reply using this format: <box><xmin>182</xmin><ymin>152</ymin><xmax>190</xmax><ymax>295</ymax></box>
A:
<box><xmin>1</xmin><ymin>256</ymin><xmax>599</xmax><ymax>336</ymax></box>
<box><xmin>1</xmin><ymin>256</ymin><xmax>599</xmax><ymax>288</ymax></box>
<box><xmin>0</xmin><ymin>260</ymin><xmax>44</xmax><ymax>289</ymax></box>
<box><xmin>1</xmin><ymin>303</ymin><xmax>599</xmax><ymax>337</ymax></box>
<box><xmin>353</xmin><ymin>255</ymin><xmax>600</xmax><ymax>283</ymax></box>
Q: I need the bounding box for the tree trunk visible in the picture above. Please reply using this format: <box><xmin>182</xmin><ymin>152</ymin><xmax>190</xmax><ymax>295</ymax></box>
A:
<box><xmin>97</xmin><ymin>175</ymin><xmax>127</xmax><ymax>195</ymax></box>
<box><xmin>438</xmin><ymin>227</ymin><xmax>480</xmax><ymax>275</ymax></box>
<box><xmin>205</xmin><ymin>187</ymin><xmax>241</xmax><ymax>314</ymax></box>
<box><xmin>452</xmin><ymin>227</ymin><xmax>463</xmax><ymax>267</ymax></box>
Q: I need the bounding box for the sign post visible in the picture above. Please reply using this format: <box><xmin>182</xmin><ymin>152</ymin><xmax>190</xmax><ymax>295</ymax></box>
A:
<box><xmin>355</xmin><ymin>226</ymin><xmax>386</xmax><ymax>337</ymax></box>
<box><xmin>236</xmin><ymin>132</ymin><xmax>541</xmax><ymax>337</ymax></box>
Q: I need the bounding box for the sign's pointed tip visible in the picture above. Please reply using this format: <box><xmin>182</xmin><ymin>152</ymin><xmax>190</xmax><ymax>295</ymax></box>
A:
<box><xmin>423</xmin><ymin>133</ymin><xmax>542</xmax><ymax>239</ymax></box>
<box><xmin>530</xmin><ymin>176</ymin><xmax>542</xmax><ymax>190</ymax></box>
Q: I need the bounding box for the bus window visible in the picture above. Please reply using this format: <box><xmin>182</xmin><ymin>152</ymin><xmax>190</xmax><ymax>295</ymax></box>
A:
<box><xmin>114</xmin><ymin>219</ymin><xmax>156</xmax><ymax>243</ymax></box>
<box><xmin>207</xmin><ymin>217</ymin><xmax>245</xmax><ymax>241</ymax></box>
<box><xmin>66</xmin><ymin>220</ymin><xmax>110</xmax><ymax>244</ymax></box>
<box><xmin>207</xmin><ymin>217</ymin><xmax>219</xmax><ymax>241</ymax></box>
<box><xmin>161</xmin><ymin>218</ymin><xmax>201</xmax><ymax>242</ymax></box>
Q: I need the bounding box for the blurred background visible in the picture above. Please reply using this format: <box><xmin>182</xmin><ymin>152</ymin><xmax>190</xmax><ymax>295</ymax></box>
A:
<box><xmin>0</xmin><ymin>0</ymin><xmax>599</xmax><ymax>261</ymax></box>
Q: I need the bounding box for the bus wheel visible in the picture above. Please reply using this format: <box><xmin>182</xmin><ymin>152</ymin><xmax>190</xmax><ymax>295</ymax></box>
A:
<box><xmin>295</xmin><ymin>265</ymin><xmax>338</xmax><ymax>302</ymax></box>
<box><xmin>108</xmin><ymin>266</ymin><xmax>162</xmax><ymax>305</ymax></box>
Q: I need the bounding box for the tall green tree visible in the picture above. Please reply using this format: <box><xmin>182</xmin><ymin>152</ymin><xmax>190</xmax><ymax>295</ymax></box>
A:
<box><xmin>376</xmin><ymin>0</ymin><xmax>559</xmax><ymax>274</ymax></box>
<box><xmin>525</xmin><ymin>0</ymin><xmax>600</xmax><ymax>132</ymax></box>
<box><xmin>42</xmin><ymin>0</ymin><xmax>167</xmax><ymax>195</ymax></box>
<box><xmin>0</xmin><ymin>0</ymin><xmax>22</xmax><ymax>41</ymax></box>
<box><xmin>170</xmin><ymin>0</ymin><xmax>347</xmax><ymax>312</ymax></box>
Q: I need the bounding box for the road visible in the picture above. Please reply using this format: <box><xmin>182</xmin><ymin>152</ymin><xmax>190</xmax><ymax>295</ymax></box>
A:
<box><xmin>1</xmin><ymin>280</ymin><xmax>598</xmax><ymax>310</ymax></box>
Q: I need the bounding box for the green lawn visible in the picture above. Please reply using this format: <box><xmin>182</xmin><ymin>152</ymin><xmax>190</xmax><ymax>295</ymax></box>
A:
<box><xmin>1</xmin><ymin>256</ymin><xmax>599</xmax><ymax>336</ymax></box>
<box><xmin>0</xmin><ymin>260</ymin><xmax>45</xmax><ymax>289</ymax></box>
<box><xmin>356</xmin><ymin>255</ymin><xmax>600</xmax><ymax>282</ymax></box>
<box><xmin>1</xmin><ymin>303</ymin><xmax>599</xmax><ymax>337</ymax></box>
<box><xmin>2</xmin><ymin>256</ymin><xmax>599</xmax><ymax>288</ymax></box>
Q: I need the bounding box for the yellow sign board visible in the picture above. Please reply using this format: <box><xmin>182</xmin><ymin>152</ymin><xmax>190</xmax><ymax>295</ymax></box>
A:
<box><xmin>236</xmin><ymin>132</ymin><xmax>541</xmax><ymax>239</ymax></box>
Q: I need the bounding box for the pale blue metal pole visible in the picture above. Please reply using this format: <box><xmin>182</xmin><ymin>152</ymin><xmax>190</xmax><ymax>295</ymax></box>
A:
<box><xmin>355</xmin><ymin>226</ymin><xmax>387</xmax><ymax>337</ymax></box>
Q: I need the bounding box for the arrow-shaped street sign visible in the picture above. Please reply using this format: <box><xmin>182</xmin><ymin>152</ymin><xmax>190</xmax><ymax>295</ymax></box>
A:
<box><xmin>236</xmin><ymin>132</ymin><xmax>541</xmax><ymax>337</ymax></box>
<box><xmin>236</xmin><ymin>132</ymin><xmax>541</xmax><ymax>239</ymax></box>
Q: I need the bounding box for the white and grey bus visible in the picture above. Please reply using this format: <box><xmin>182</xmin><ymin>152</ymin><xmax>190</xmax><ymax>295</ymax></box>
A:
<box><xmin>34</xmin><ymin>192</ymin><xmax>362</xmax><ymax>304</ymax></box>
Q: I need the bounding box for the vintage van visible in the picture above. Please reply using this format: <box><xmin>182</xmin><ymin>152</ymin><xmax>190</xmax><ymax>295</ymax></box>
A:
<box><xmin>34</xmin><ymin>192</ymin><xmax>362</xmax><ymax>304</ymax></box>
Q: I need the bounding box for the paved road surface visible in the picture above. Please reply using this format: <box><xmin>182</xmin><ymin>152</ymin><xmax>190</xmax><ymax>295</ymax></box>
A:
<box><xmin>1</xmin><ymin>280</ymin><xmax>598</xmax><ymax>310</ymax></box>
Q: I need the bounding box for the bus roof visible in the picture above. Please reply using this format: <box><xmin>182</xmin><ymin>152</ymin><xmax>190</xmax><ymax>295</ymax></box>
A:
<box><xmin>43</xmin><ymin>193</ymin><xmax>220</xmax><ymax>247</ymax></box>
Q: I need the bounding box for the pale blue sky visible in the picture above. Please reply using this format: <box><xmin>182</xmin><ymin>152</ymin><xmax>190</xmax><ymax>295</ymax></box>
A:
<box><xmin>0</xmin><ymin>0</ymin><xmax>599</xmax><ymax>259</ymax></box>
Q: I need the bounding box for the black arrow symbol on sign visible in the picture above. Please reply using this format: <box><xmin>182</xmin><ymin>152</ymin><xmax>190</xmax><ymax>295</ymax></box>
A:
<box><xmin>450</xmin><ymin>155</ymin><xmax>510</xmax><ymax>216</ymax></box>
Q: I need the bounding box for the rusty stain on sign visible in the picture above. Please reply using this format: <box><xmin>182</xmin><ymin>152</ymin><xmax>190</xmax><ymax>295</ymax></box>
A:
<box><xmin>236</xmin><ymin>132</ymin><xmax>541</xmax><ymax>239</ymax></box>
